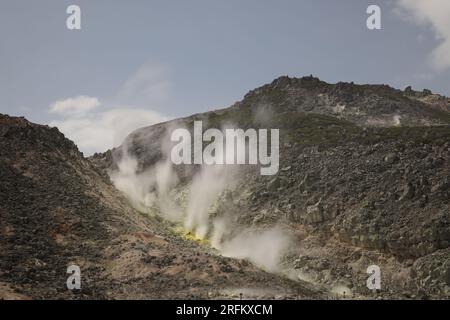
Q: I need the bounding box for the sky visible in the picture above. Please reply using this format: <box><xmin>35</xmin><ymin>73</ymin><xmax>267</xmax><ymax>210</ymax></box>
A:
<box><xmin>0</xmin><ymin>0</ymin><xmax>450</xmax><ymax>154</ymax></box>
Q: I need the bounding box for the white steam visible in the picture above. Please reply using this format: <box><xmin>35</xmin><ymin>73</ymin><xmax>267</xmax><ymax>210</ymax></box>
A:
<box><xmin>393</xmin><ymin>114</ymin><xmax>402</xmax><ymax>126</ymax></box>
<box><xmin>218</xmin><ymin>226</ymin><xmax>291</xmax><ymax>273</ymax></box>
<box><xmin>185</xmin><ymin>165</ymin><xmax>231</xmax><ymax>238</ymax></box>
<box><xmin>110</xmin><ymin>146</ymin><xmax>179</xmax><ymax>218</ymax></box>
<box><xmin>109</xmin><ymin>128</ymin><xmax>291</xmax><ymax>273</ymax></box>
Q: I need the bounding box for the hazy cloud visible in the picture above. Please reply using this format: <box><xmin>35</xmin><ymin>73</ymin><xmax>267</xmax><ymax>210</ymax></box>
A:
<box><xmin>48</xmin><ymin>62</ymin><xmax>172</xmax><ymax>155</ymax></box>
<box><xmin>396</xmin><ymin>0</ymin><xmax>450</xmax><ymax>71</ymax></box>
<box><xmin>49</xmin><ymin>103</ymin><xmax>167</xmax><ymax>155</ymax></box>
<box><xmin>117</xmin><ymin>62</ymin><xmax>172</xmax><ymax>107</ymax></box>
<box><xmin>50</xmin><ymin>96</ymin><xmax>100</xmax><ymax>116</ymax></box>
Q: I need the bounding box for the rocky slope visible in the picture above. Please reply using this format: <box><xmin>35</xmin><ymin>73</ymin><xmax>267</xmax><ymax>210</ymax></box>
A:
<box><xmin>0</xmin><ymin>114</ymin><xmax>322</xmax><ymax>299</ymax></box>
<box><xmin>98</xmin><ymin>76</ymin><xmax>450</xmax><ymax>299</ymax></box>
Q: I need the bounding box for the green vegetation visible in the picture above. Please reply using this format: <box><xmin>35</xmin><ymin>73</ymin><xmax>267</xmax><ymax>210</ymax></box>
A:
<box><xmin>178</xmin><ymin>101</ymin><xmax>449</xmax><ymax>150</ymax></box>
<box><xmin>361</xmin><ymin>126</ymin><xmax>450</xmax><ymax>146</ymax></box>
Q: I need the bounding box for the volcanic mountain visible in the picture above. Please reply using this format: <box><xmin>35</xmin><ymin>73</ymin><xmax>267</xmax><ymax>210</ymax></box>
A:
<box><xmin>97</xmin><ymin>76</ymin><xmax>450</xmax><ymax>299</ymax></box>
<box><xmin>1</xmin><ymin>75</ymin><xmax>449</xmax><ymax>299</ymax></box>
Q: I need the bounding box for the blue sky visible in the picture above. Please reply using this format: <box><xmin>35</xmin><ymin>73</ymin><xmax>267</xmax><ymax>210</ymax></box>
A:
<box><xmin>1</xmin><ymin>0</ymin><xmax>449</xmax><ymax>153</ymax></box>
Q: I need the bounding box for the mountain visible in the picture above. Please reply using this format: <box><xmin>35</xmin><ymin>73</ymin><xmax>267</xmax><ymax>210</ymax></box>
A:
<box><xmin>97</xmin><ymin>76</ymin><xmax>450</xmax><ymax>299</ymax></box>
<box><xmin>0</xmin><ymin>114</ymin><xmax>321</xmax><ymax>299</ymax></box>
<box><xmin>1</xmin><ymin>76</ymin><xmax>449</xmax><ymax>300</ymax></box>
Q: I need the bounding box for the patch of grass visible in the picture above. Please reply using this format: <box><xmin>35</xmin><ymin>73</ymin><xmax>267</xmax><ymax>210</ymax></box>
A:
<box><xmin>430</xmin><ymin>109</ymin><xmax>450</xmax><ymax>123</ymax></box>
<box><xmin>361</xmin><ymin>126</ymin><xmax>450</xmax><ymax>146</ymax></box>
<box><xmin>179</xmin><ymin>106</ymin><xmax>450</xmax><ymax>149</ymax></box>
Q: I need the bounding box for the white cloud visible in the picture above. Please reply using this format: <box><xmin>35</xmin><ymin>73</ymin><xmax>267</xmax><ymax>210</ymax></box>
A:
<box><xmin>49</xmin><ymin>104</ymin><xmax>168</xmax><ymax>156</ymax></box>
<box><xmin>48</xmin><ymin>62</ymin><xmax>172</xmax><ymax>155</ymax></box>
<box><xmin>117</xmin><ymin>62</ymin><xmax>172</xmax><ymax>107</ymax></box>
<box><xmin>396</xmin><ymin>0</ymin><xmax>450</xmax><ymax>70</ymax></box>
<box><xmin>50</xmin><ymin>96</ymin><xmax>100</xmax><ymax>116</ymax></box>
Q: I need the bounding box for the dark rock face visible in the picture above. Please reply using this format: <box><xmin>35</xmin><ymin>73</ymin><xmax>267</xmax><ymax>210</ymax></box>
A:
<box><xmin>254</xmin><ymin>140</ymin><xmax>450</xmax><ymax>256</ymax></box>
<box><xmin>235</xmin><ymin>139</ymin><xmax>449</xmax><ymax>297</ymax></box>
<box><xmin>103</xmin><ymin>76</ymin><xmax>450</xmax><ymax>299</ymax></box>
